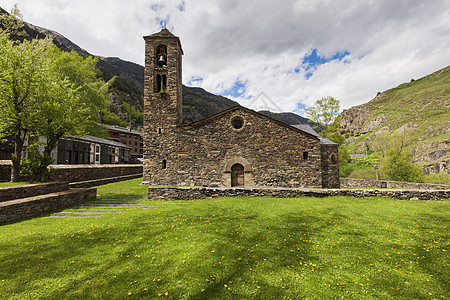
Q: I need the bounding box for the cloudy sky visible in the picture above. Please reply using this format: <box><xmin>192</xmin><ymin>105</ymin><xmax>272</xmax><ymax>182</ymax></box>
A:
<box><xmin>2</xmin><ymin>0</ymin><xmax>450</xmax><ymax>114</ymax></box>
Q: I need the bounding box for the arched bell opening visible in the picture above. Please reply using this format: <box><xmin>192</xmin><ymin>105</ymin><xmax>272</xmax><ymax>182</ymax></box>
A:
<box><xmin>155</xmin><ymin>45</ymin><xmax>167</xmax><ymax>67</ymax></box>
<box><xmin>155</xmin><ymin>74</ymin><xmax>167</xmax><ymax>93</ymax></box>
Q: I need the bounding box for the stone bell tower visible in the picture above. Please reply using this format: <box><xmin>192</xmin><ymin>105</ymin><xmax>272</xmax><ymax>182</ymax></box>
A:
<box><xmin>142</xmin><ymin>29</ymin><xmax>183</xmax><ymax>185</ymax></box>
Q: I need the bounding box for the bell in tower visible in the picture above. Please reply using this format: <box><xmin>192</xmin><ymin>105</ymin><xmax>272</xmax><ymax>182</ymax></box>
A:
<box><xmin>158</xmin><ymin>48</ymin><xmax>167</xmax><ymax>67</ymax></box>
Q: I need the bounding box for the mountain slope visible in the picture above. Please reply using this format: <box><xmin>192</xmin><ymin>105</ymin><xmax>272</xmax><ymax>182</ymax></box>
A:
<box><xmin>340</xmin><ymin>65</ymin><xmax>450</xmax><ymax>173</ymax></box>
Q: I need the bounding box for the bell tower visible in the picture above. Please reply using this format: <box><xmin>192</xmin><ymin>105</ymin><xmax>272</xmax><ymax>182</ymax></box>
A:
<box><xmin>142</xmin><ymin>29</ymin><xmax>183</xmax><ymax>185</ymax></box>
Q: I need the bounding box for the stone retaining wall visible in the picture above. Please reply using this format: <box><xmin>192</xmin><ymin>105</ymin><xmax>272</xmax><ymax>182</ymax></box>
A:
<box><xmin>0</xmin><ymin>182</ymin><xmax>69</xmax><ymax>202</ymax></box>
<box><xmin>148</xmin><ymin>186</ymin><xmax>449</xmax><ymax>201</ymax></box>
<box><xmin>0</xmin><ymin>163</ymin><xmax>142</xmax><ymax>183</ymax></box>
<box><xmin>341</xmin><ymin>178</ymin><xmax>449</xmax><ymax>190</ymax></box>
<box><xmin>0</xmin><ymin>188</ymin><xmax>97</xmax><ymax>224</ymax></box>
<box><xmin>69</xmin><ymin>174</ymin><xmax>142</xmax><ymax>188</ymax></box>
<box><xmin>48</xmin><ymin>164</ymin><xmax>142</xmax><ymax>182</ymax></box>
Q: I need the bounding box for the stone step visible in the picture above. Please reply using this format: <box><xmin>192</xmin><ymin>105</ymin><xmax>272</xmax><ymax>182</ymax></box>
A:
<box><xmin>0</xmin><ymin>188</ymin><xmax>97</xmax><ymax>224</ymax></box>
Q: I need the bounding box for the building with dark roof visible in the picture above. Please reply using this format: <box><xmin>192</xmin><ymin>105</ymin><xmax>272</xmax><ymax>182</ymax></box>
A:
<box><xmin>107</xmin><ymin>125</ymin><xmax>143</xmax><ymax>163</ymax></box>
<box><xmin>142</xmin><ymin>29</ymin><xmax>339</xmax><ymax>188</ymax></box>
<box><xmin>52</xmin><ymin>135</ymin><xmax>131</xmax><ymax>165</ymax></box>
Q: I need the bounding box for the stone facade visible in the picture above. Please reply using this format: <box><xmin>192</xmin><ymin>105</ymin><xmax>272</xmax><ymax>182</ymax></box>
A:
<box><xmin>143</xmin><ymin>29</ymin><xmax>339</xmax><ymax>188</ymax></box>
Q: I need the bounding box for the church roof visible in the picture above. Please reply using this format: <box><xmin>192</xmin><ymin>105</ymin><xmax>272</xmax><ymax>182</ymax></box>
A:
<box><xmin>179</xmin><ymin>105</ymin><xmax>336</xmax><ymax>145</ymax></box>
<box><xmin>144</xmin><ymin>28</ymin><xmax>184</xmax><ymax>54</ymax></box>
<box><xmin>145</xmin><ymin>28</ymin><xmax>176</xmax><ymax>38</ymax></box>
<box><xmin>292</xmin><ymin>124</ymin><xmax>336</xmax><ymax>145</ymax></box>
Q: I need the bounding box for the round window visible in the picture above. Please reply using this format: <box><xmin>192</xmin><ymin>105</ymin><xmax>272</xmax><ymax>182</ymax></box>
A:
<box><xmin>232</xmin><ymin>117</ymin><xmax>244</xmax><ymax>130</ymax></box>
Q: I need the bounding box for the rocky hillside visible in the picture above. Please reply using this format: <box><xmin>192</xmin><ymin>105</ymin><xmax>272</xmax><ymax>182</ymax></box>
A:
<box><xmin>340</xmin><ymin>65</ymin><xmax>450</xmax><ymax>174</ymax></box>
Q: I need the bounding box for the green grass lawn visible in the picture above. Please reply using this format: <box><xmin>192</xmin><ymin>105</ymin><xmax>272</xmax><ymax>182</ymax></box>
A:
<box><xmin>0</xmin><ymin>178</ymin><xmax>448</xmax><ymax>299</ymax></box>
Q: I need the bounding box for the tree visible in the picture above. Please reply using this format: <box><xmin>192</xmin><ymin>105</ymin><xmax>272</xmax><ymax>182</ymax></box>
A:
<box><xmin>0</xmin><ymin>33</ymin><xmax>111</xmax><ymax>181</ymax></box>
<box><xmin>369</xmin><ymin>129</ymin><xmax>408</xmax><ymax>158</ymax></box>
<box><xmin>0</xmin><ymin>35</ymin><xmax>51</xmax><ymax>181</ymax></box>
<box><xmin>383</xmin><ymin>148</ymin><xmax>424</xmax><ymax>183</ymax></box>
<box><xmin>0</xmin><ymin>5</ymin><xmax>27</xmax><ymax>40</ymax></box>
<box><xmin>10</xmin><ymin>4</ymin><xmax>23</xmax><ymax>20</ymax></box>
<box><xmin>32</xmin><ymin>45</ymin><xmax>112</xmax><ymax>181</ymax></box>
<box><xmin>306</xmin><ymin>96</ymin><xmax>340</xmax><ymax>131</ymax></box>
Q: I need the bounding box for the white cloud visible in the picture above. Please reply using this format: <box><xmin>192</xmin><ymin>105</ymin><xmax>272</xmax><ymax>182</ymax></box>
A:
<box><xmin>2</xmin><ymin>0</ymin><xmax>450</xmax><ymax>112</ymax></box>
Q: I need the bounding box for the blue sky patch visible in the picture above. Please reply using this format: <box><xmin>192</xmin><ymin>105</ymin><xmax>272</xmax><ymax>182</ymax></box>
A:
<box><xmin>297</xmin><ymin>49</ymin><xmax>350</xmax><ymax>80</ymax></box>
<box><xmin>187</xmin><ymin>75</ymin><xmax>203</xmax><ymax>86</ymax></box>
<box><xmin>157</xmin><ymin>16</ymin><xmax>171</xmax><ymax>29</ymax></box>
<box><xmin>221</xmin><ymin>80</ymin><xmax>248</xmax><ymax>98</ymax></box>
<box><xmin>178</xmin><ymin>1</ymin><xmax>186</xmax><ymax>11</ymax></box>
<box><xmin>294</xmin><ymin>102</ymin><xmax>307</xmax><ymax>116</ymax></box>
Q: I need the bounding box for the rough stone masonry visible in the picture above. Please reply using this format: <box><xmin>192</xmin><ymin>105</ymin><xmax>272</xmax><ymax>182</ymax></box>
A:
<box><xmin>142</xmin><ymin>29</ymin><xmax>339</xmax><ymax>189</ymax></box>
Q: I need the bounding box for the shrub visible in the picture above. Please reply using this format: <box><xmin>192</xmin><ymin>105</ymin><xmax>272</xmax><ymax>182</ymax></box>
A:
<box><xmin>423</xmin><ymin>173</ymin><xmax>450</xmax><ymax>185</ymax></box>
<box><xmin>383</xmin><ymin>148</ymin><xmax>424</xmax><ymax>183</ymax></box>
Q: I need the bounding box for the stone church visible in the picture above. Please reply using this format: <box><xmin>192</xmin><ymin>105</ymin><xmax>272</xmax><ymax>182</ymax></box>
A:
<box><xmin>142</xmin><ymin>29</ymin><xmax>340</xmax><ymax>188</ymax></box>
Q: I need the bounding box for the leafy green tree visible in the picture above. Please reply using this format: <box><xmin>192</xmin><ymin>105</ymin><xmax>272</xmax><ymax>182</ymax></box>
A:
<box><xmin>0</xmin><ymin>35</ymin><xmax>51</xmax><ymax>181</ymax></box>
<box><xmin>383</xmin><ymin>148</ymin><xmax>424</xmax><ymax>183</ymax></box>
<box><xmin>0</xmin><ymin>5</ymin><xmax>27</xmax><ymax>40</ymax></box>
<box><xmin>33</xmin><ymin>45</ymin><xmax>112</xmax><ymax>180</ymax></box>
<box><xmin>10</xmin><ymin>4</ymin><xmax>23</xmax><ymax>20</ymax></box>
<box><xmin>306</xmin><ymin>96</ymin><xmax>340</xmax><ymax>131</ymax></box>
<box><xmin>0</xmin><ymin>33</ymin><xmax>111</xmax><ymax>181</ymax></box>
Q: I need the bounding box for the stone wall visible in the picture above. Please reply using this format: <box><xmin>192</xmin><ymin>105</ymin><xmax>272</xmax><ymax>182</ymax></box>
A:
<box><xmin>321</xmin><ymin>145</ymin><xmax>340</xmax><ymax>188</ymax></box>
<box><xmin>69</xmin><ymin>174</ymin><xmax>142</xmax><ymax>188</ymax></box>
<box><xmin>0</xmin><ymin>161</ymin><xmax>11</xmax><ymax>182</ymax></box>
<box><xmin>0</xmin><ymin>182</ymin><xmax>69</xmax><ymax>202</ymax></box>
<box><xmin>341</xmin><ymin>178</ymin><xmax>449</xmax><ymax>190</ymax></box>
<box><xmin>0</xmin><ymin>162</ymin><xmax>142</xmax><ymax>183</ymax></box>
<box><xmin>47</xmin><ymin>164</ymin><xmax>142</xmax><ymax>183</ymax></box>
<box><xmin>145</xmin><ymin>107</ymin><xmax>325</xmax><ymax>188</ymax></box>
<box><xmin>0</xmin><ymin>188</ymin><xmax>96</xmax><ymax>224</ymax></box>
<box><xmin>148</xmin><ymin>186</ymin><xmax>449</xmax><ymax>201</ymax></box>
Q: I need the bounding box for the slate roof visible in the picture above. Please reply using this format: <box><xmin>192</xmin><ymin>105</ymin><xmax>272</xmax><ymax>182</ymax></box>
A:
<box><xmin>71</xmin><ymin>135</ymin><xmax>131</xmax><ymax>149</ymax></box>
<box><xmin>107</xmin><ymin>125</ymin><xmax>142</xmax><ymax>136</ymax></box>
<box><xmin>179</xmin><ymin>105</ymin><xmax>320</xmax><ymax>141</ymax></box>
<box><xmin>144</xmin><ymin>28</ymin><xmax>184</xmax><ymax>55</ymax></box>
<box><xmin>291</xmin><ymin>124</ymin><xmax>337</xmax><ymax>145</ymax></box>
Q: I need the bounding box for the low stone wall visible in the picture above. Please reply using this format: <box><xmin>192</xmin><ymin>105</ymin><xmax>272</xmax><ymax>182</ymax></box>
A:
<box><xmin>341</xmin><ymin>178</ymin><xmax>449</xmax><ymax>190</ymax></box>
<box><xmin>69</xmin><ymin>174</ymin><xmax>142</xmax><ymax>188</ymax></box>
<box><xmin>0</xmin><ymin>182</ymin><xmax>69</xmax><ymax>202</ymax></box>
<box><xmin>48</xmin><ymin>164</ymin><xmax>143</xmax><ymax>183</ymax></box>
<box><xmin>0</xmin><ymin>188</ymin><xmax>97</xmax><ymax>224</ymax></box>
<box><xmin>148</xmin><ymin>186</ymin><xmax>449</xmax><ymax>201</ymax></box>
<box><xmin>0</xmin><ymin>162</ymin><xmax>143</xmax><ymax>183</ymax></box>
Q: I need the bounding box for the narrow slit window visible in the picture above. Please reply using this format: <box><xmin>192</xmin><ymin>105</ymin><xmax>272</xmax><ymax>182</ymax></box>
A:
<box><xmin>158</xmin><ymin>128</ymin><xmax>162</xmax><ymax>134</ymax></box>
<box><xmin>303</xmin><ymin>152</ymin><xmax>309</xmax><ymax>160</ymax></box>
<box><xmin>162</xmin><ymin>159</ymin><xmax>167</xmax><ymax>169</ymax></box>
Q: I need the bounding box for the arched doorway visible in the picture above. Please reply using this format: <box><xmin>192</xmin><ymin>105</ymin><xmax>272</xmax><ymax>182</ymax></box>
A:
<box><xmin>231</xmin><ymin>163</ymin><xmax>244</xmax><ymax>187</ymax></box>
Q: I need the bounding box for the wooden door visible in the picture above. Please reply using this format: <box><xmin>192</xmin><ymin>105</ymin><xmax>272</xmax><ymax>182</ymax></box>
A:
<box><xmin>231</xmin><ymin>164</ymin><xmax>244</xmax><ymax>187</ymax></box>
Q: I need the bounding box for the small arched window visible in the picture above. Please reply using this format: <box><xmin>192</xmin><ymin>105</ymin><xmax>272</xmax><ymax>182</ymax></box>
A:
<box><xmin>162</xmin><ymin>159</ymin><xmax>167</xmax><ymax>170</ymax></box>
<box><xmin>155</xmin><ymin>74</ymin><xmax>167</xmax><ymax>93</ymax></box>
<box><xmin>303</xmin><ymin>152</ymin><xmax>309</xmax><ymax>160</ymax></box>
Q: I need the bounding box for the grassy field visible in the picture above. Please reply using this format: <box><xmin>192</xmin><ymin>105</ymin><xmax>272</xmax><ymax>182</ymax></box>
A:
<box><xmin>0</xmin><ymin>178</ymin><xmax>449</xmax><ymax>299</ymax></box>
